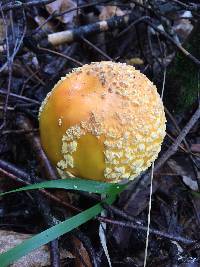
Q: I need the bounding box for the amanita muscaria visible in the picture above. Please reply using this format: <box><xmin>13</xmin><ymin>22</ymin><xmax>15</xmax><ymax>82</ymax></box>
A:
<box><xmin>39</xmin><ymin>61</ymin><xmax>166</xmax><ymax>183</ymax></box>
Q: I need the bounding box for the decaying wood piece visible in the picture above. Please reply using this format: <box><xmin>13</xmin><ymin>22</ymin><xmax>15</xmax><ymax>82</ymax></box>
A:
<box><xmin>48</xmin><ymin>12</ymin><xmax>142</xmax><ymax>45</ymax></box>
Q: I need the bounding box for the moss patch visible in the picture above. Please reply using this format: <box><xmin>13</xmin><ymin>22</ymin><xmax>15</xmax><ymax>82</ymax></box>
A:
<box><xmin>166</xmin><ymin>27</ymin><xmax>200</xmax><ymax>112</ymax></box>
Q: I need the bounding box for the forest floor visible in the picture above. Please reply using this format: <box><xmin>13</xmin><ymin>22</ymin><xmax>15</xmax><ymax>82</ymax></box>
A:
<box><xmin>0</xmin><ymin>1</ymin><xmax>200</xmax><ymax>267</ymax></box>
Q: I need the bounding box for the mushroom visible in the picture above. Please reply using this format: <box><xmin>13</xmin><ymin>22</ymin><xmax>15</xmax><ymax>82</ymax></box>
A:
<box><xmin>39</xmin><ymin>61</ymin><xmax>166</xmax><ymax>183</ymax></box>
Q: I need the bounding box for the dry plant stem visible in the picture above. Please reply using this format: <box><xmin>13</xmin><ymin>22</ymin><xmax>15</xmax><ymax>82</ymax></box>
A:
<box><xmin>81</xmin><ymin>37</ymin><xmax>113</xmax><ymax>61</ymax></box>
<box><xmin>48</xmin><ymin>12</ymin><xmax>139</xmax><ymax>45</ymax></box>
<box><xmin>98</xmin><ymin>217</ymin><xmax>194</xmax><ymax>245</ymax></box>
<box><xmin>16</xmin><ymin>114</ymin><xmax>58</xmax><ymax>180</ymax></box>
<box><xmin>0</xmin><ymin>159</ymin><xmax>81</xmax><ymax>212</ymax></box>
<box><xmin>38</xmin><ymin>46</ymin><xmax>83</xmax><ymax>66</ymax></box>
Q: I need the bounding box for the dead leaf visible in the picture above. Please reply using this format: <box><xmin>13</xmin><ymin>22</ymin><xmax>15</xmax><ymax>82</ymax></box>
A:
<box><xmin>46</xmin><ymin>0</ymin><xmax>77</xmax><ymax>24</ymax></box>
<box><xmin>168</xmin><ymin>159</ymin><xmax>198</xmax><ymax>191</ymax></box>
<box><xmin>0</xmin><ymin>230</ymin><xmax>74</xmax><ymax>267</ymax></box>
<box><xmin>99</xmin><ymin>6</ymin><xmax>125</xmax><ymax>20</ymax></box>
<box><xmin>173</xmin><ymin>19</ymin><xmax>193</xmax><ymax>42</ymax></box>
<box><xmin>182</xmin><ymin>175</ymin><xmax>198</xmax><ymax>191</ymax></box>
<box><xmin>72</xmin><ymin>236</ymin><xmax>92</xmax><ymax>267</ymax></box>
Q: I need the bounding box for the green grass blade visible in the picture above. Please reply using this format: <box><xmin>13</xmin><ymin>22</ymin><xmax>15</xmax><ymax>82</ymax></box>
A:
<box><xmin>0</xmin><ymin>178</ymin><xmax>125</xmax><ymax>196</ymax></box>
<box><xmin>0</xmin><ymin>193</ymin><xmax>117</xmax><ymax>267</ymax></box>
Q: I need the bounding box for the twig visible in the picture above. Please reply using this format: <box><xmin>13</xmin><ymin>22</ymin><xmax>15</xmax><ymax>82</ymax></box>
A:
<box><xmin>154</xmin><ymin>104</ymin><xmax>200</xmax><ymax>172</ymax></box>
<box><xmin>48</xmin><ymin>12</ymin><xmax>139</xmax><ymax>45</ymax></box>
<box><xmin>16</xmin><ymin>114</ymin><xmax>58</xmax><ymax>180</ymax></box>
<box><xmin>81</xmin><ymin>37</ymin><xmax>113</xmax><ymax>61</ymax></box>
<box><xmin>38</xmin><ymin>46</ymin><xmax>83</xmax><ymax>66</ymax></box>
<box><xmin>103</xmin><ymin>203</ymin><xmax>144</xmax><ymax>225</ymax></box>
<box><xmin>98</xmin><ymin>217</ymin><xmax>195</xmax><ymax>245</ymax></box>
<box><xmin>0</xmin><ymin>89</ymin><xmax>41</xmax><ymax>105</ymax></box>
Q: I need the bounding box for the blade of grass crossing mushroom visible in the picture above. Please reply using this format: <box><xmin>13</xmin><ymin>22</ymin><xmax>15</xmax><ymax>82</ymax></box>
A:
<box><xmin>0</xmin><ymin>178</ymin><xmax>125</xmax><ymax>197</ymax></box>
<box><xmin>143</xmin><ymin>65</ymin><xmax>166</xmax><ymax>267</ymax></box>
<box><xmin>0</xmin><ymin>184</ymin><xmax>125</xmax><ymax>267</ymax></box>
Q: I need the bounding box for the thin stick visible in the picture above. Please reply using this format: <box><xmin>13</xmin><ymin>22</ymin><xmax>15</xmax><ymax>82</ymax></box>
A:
<box><xmin>81</xmin><ymin>37</ymin><xmax>113</xmax><ymax>61</ymax></box>
<box><xmin>98</xmin><ymin>216</ymin><xmax>194</xmax><ymax>245</ymax></box>
<box><xmin>154</xmin><ymin>104</ymin><xmax>200</xmax><ymax>172</ymax></box>
<box><xmin>38</xmin><ymin>46</ymin><xmax>83</xmax><ymax>66</ymax></box>
<box><xmin>0</xmin><ymin>89</ymin><xmax>41</xmax><ymax>105</ymax></box>
<box><xmin>17</xmin><ymin>115</ymin><xmax>58</xmax><ymax>180</ymax></box>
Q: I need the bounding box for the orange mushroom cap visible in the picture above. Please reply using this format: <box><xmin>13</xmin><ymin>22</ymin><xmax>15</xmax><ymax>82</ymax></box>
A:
<box><xmin>39</xmin><ymin>61</ymin><xmax>166</xmax><ymax>183</ymax></box>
